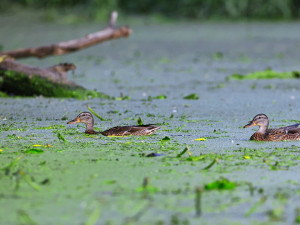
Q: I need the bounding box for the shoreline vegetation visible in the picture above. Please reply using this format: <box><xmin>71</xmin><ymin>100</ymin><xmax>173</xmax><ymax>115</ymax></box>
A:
<box><xmin>0</xmin><ymin>0</ymin><xmax>300</xmax><ymax>22</ymax></box>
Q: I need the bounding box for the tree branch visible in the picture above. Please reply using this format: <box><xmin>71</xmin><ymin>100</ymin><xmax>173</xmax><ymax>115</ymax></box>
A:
<box><xmin>0</xmin><ymin>11</ymin><xmax>131</xmax><ymax>59</ymax></box>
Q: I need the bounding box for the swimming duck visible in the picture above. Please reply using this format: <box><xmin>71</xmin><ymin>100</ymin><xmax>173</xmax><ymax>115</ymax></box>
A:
<box><xmin>243</xmin><ymin>113</ymin><xmax>300</xmax><ymax>141</ymax></box>
<box><xmin>67</xmin><ymin>112</ymin><xmax>160</xmax><ymax>136</ymax></box>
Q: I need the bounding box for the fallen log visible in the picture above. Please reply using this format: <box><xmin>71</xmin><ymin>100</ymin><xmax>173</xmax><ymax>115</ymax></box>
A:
<box><xmin>0</xmin><ymin>11</ymin><xmax>131</xmax><ymax>59</ymax></box>
<box><xmin>0</xmin><ymin>58</ymin><xmax>76</xmax><ymax>85</ymax></box>
<box><xmin>0</xmin><ymin>12</ymin><xmax>131</xmax><ymax>99</ymax></box>
<box><xmin>0</xmin><ymin>58</ymin><xmax>111</xmax><ymax>99</ymax></box>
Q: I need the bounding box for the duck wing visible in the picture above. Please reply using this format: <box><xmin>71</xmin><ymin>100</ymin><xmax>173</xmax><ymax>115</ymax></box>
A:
<box><xmin>283</xmin><ymin>123</ymin><xmax>300</xmax><ymax>133</ymax></box>
<box><xmin>101</xmin><ymin>124</ymin><xmax>160</xmax><ymax>136</ymax></box>
<box><xmin>266</xmin><ymin>124</ymin><xmax>300</xmax><ymax>141</ymax></box>
<box><xmin>268</xmin><ymin>123</ymin><xmax>300</xmax><ymax>134</ymax></box>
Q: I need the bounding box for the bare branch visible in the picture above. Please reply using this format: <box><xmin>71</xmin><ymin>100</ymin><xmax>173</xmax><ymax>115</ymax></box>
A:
<box><xmin>0</xmin><ymin>11</ymin><xmax>131</xmax><ymax>59</ymax></box>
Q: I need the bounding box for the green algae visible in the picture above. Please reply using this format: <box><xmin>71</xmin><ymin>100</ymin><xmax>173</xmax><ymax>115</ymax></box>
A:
<box><xmin>204</xmin><ymin>178</ymin><xmax>236</xmax><ymax>191</ymax></box>
<box><xmin>0</xmin><ymin>70</ymin><xmax>111</xmax><ymax>100</ymax></box>
<box><xmin>227</xmin><ymin>69</ymin><xmax>300</xmax><ymax>80</ymax></box>
<box><xmin>34</xmin><ymin>125</ymin><xmax>66</xmax><ymax>130</ymax></box>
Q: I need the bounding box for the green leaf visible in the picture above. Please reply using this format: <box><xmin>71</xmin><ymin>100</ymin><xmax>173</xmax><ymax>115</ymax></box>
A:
<box><xmin>136</xmin><ymin>186</ymin><xmax>159</xmax><ymax>193</ymax></box>
<box><xmin>183</xmin><ymin>93</ymin><xmax>199</xmax><ymax>100</ymax></box>
<box><xmin>186</xmin><ymin>156</ymin><xmax>204</xmax><ymax>161</ymax></box>
<box><xmin>161</xmin><ymin>136</ymin><xmax>171</xmax><ymax>142</ymax></box>
<box><xmin>204</xmin><ymin>178</ymin><xmax>236</xmax><ymax>190</ymax></box>
<box><xmin>148</xmin><ymin>95</ymin><xmax>167</xmax><ymax>100</ymax></box>
<box><xmin>137</xmin><ymin>117</ymin><xmax>143</xmax><ymax>125</ymax></box>
<box><xmin>24</xmin><ymin>149</ymin><xmax>44</xmax><ymax>154</ymax></box>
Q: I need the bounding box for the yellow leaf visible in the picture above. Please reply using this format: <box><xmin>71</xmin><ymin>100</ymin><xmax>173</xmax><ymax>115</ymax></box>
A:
<box><xmin>0</xmin><ymin>149</ymin><xmax>3</xmax><ymax>152</ymax></box>
<box><xmin>244</xmin><ymin>156</ymin><xmax>251</xmax><ymax>159</ymax></box>
<box><xmin>194</xmin><ymin>138</ymin><xmax>206</xmax><ymax>141</ymax></box>
<box><xmin>32</xmin><ymin>144</ymin><xmax>43</xmax><ymax>147</ymax></box>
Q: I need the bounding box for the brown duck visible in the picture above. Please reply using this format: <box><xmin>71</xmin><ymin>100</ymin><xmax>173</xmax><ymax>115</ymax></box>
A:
<box><xmin>67</xmin><ymin>112</ymin><xmax>160</xmax><ymax>136</ymax></box>
<box><xmin>243</xmin><ymin>114</ymin><xmax>300</xmax><ymax>141</ymax></box>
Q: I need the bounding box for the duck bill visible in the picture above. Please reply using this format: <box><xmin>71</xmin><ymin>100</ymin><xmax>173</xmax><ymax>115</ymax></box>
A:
<box><xmin>243</xmin><ymin>121</ymin><xmax>256</xmax><ymax>128</ymax></box>
<box><xmin>67</xmin><ymin>117</ymin><xmax>81</xmax><ymax>124</ymax></box>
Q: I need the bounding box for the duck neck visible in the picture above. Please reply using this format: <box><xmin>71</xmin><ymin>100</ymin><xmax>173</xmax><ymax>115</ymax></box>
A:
<box><xmin>257</xmin><ymin>123</ymin><xmax>268</xmax><ymax>134</ymax></box>
<box><xmin>85</xmin><ymin>122</ymin><xmax>95</xmax><ymax>133</ymax></box>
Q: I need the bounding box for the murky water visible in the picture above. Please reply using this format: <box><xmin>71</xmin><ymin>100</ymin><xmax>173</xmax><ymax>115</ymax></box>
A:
<box><xmin>1</xmin><ymin>13</ymin><xmax>300</xmax><ymax>224</ymax></box>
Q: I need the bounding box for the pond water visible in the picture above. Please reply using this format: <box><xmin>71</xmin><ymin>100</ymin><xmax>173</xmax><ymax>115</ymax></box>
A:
<box><xmin>1</xmin><ymin>13</ymin><xmax>300</xmax><ymax>224</ymax></box>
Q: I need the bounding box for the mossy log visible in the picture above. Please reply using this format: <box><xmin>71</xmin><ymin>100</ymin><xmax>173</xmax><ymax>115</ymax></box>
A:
<box><xmin>0</xmin><ymin>68</ymin><xmax>110</xmax><ymax>100</ymax></box>
<box><xmin>0</xmin><ymin>11</ymin><xmax>131</xmax><ymax>98</ymax></box>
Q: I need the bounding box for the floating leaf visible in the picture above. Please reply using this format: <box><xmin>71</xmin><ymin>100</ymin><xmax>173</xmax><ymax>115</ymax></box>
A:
<box><xmin>24</xmin><ymin>149</ymin><xmax>44</xmax><ymax>154</ymax></box>
<box><xmin>32</xmin><ymin>144</ymin><xmax>43</xmax><ymax>147</ymax></box>
<box><xmin>244</xmin><ymin>156</ymin><xmax>251</xmax><ymax>159</ymax></box>
<box><xmin>0</xmin><ymin>149</ymin><xmax>3</xmax><ymax>152</ymax></box>
<box><xmin>194</xmin><ymin>138</ymin><xmax>206</xmax><ymax>141</ymax></box>
<box><xmin>205</xmin><ymin>178</ymin><xmax>236</xmax><ymax>190</ymax></box>
<box><xmin>136</xmin><ymin>186</ymin><xmax>159</xmax><ymax>193</ymax></box>
<box><xmin>187</xmin><ymin>156</ymin><xmax>203</xmax><ymax>161</ymax></box>
<box><xmin>137</xmin><ymin>117</ymin><xmax>143</xmax><ymax>125</ymax></box>
<box><xmin>87</xmin><ymin>104</ymin><xmax>107</xmax><ymax>121</ymax></box>
<box><xmin>161</xmin><ymin>136</ymin><xmax>171</xmax><ymax>142</ymax></box>
<box><xmin>183</xmin><ymin>93</ymin><xmax>199</xmax><ymax>100</ymax></box>
<box><xmin>148</xmin><ymin>95</ymin><xmax>167</xmax><ymax>100</ymax></box>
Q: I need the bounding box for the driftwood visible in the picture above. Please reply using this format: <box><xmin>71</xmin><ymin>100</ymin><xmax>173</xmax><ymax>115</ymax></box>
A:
<box><xmin>0</xmin><ymin>12</ymin><xmax>131</xmax><ymax>98</ymax></box>
<box><xmin>0</xmin><ymin>12</ymin><xmax>131</xmax><ymax>59</ymax></box>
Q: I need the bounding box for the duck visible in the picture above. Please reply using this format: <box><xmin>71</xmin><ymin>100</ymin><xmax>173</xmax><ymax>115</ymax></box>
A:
<box><xmin>243</xmin><ymin>113</ymin><xmax>300</xmax><ymax>141</ymax></box>
<box><xmin>67</xmin><ymin>112</ymin><xmax>160</xmax><ymax>136</ymax></box>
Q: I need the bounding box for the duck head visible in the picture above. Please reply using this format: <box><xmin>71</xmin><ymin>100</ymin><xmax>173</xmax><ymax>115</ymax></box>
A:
<box><xmin>244</xmin><ymin>114</ymin><xmax>269</xmax><ymax>132</ymax></box>
<box><xmin>67</xmin><ymin>112</ymin><xmax>95</xmax><ymax>132</ymax></box>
